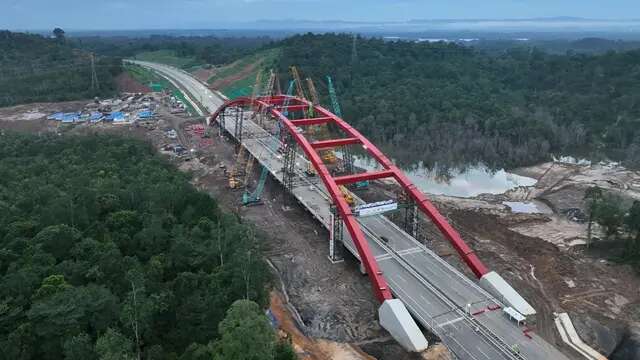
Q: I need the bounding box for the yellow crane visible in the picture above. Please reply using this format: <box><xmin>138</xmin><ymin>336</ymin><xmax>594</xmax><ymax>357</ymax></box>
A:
<box><xmin>290</xmin><ymin>66</ymin><xmax>307</xmax><ymax>100</ymax></box>
<box><xmin>306</xmin><ymin>77</ymin><xmax>337</xmax><ymax>164</ymax></box>
<box><xmin>306</xmin><ymin>78</ymin><xmax>320</xmax><ymax>106</ymax></box>
<box><xmin>250</xmin><ymin>70</ymin><xmax>263</xmax><ymax>115</ymax></box>
<box><xmin>243</xmin><ymin>157</ymin><xmax>255</xmax><ymax>188</ymax></box>
<box><xmin>264</xmin><ymin>69</ymin><xmax>276</xmax><ymax>97</ymax></box>
<box><xmin>228</xmin><ymin>147</ymin><xmax>246</xmax><ymax>189</ymax></box>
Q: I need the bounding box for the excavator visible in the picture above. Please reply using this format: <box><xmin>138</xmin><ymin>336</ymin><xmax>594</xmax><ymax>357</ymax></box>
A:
<box><xmin>243</xmin><ymin>165</ymin><xmax>269</xmax><ymax>206</ymax></box>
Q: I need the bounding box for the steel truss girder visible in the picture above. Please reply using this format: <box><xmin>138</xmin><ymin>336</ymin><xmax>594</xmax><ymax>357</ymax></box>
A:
<box><xmin>334</xmin><ymin>170</ymin><xmax>395</xmax><ymax>185</ymax></box>
<box><xmin>310</xmin><ymin>137</ymin><xmax>360</xmax><ymax>149</ymax></box>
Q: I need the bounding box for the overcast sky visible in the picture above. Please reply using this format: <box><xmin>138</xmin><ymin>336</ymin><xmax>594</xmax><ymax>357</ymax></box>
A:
<box><xmin>3</xmin><ymin>0</ymin><xmax>639</xmax><ymax>30</ymax></box>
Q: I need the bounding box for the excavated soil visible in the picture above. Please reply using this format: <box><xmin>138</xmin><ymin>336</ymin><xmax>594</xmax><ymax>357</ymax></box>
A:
<box><xmin>115</xmin><ymin>72</ymin><xmax>151</xmax><ymax>93</ymax></box>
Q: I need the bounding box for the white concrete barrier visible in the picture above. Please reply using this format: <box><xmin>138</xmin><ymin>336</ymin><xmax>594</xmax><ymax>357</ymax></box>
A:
<box><xmin>379</xmin><ymin>299</ymin><xmax>429</xmax><ymax>352</ymax></box>
<box><xmin>555</xmin><ymin>313</ymin><xmax>607</xmax><ymax>360</ymax></box>
<box><xmin>479</xmin><ymin>271</ymin><xmax>536</xmax><ymax>317</ymax></box>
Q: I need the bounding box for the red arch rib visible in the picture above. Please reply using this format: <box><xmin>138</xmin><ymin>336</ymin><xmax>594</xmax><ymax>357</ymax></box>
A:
<box><xmin>211</xmin><ymin>95</ymin><xmax>488</xmax><ymax>303</ymax></box>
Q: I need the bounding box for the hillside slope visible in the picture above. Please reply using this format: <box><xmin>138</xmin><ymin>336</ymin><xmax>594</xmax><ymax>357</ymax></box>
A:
<box><xmin>0</xmin><ymin>31</ymin><xmax>121</xmax><ymax>107</ymax></box>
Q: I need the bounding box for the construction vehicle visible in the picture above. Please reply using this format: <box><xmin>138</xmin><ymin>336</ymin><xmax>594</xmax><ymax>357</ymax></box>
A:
<box><xmin>243</xmin><ymin>165</ymin><xmax>269</xmax><ymax>206</ymax></box>
<box><xmin>322</xmin><ymin>151</ymin><xmax>337</xmax><ymax>164</ymax></box>
<box><xmin>354</xmin><ymin>180</ymin><xmax>370</xmax><ymax>189</ymax></box>
<box><xmin>305</xmin><ymin>161</ymin><xmax>316</xmax><ymax>177</ymax></box>
<box><xmin>340</xmin><ymin>185</ymin><xmax>354</xmax><ymax>206</ymax></box>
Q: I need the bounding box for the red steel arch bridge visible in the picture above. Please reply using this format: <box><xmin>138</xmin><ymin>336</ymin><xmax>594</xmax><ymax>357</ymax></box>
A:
<box><xmin>212</xmin><ymin>94</ymin><xmax>489</xmax><ymax>303</ymax></box>
<box><xmin>128</xmin><ymin>60</ymin><xmax>570</xmax><ymax>360</ymax></box>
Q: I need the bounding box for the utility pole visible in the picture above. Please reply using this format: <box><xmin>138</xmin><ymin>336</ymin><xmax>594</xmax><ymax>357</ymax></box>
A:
<box><xmin>90</xmin><ymin>53</ymin><xmax>99</xmax><ymax>91</ymax></box>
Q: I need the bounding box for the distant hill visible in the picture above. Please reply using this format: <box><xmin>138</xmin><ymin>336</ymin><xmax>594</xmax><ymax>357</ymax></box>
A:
<box><xmin>0</xmin><ymin>30</ymin><xmax>121</xmax><ymax>107</ymax></box>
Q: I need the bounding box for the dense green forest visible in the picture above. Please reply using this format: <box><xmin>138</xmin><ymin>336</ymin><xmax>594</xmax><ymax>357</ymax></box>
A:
<box><xmin>0</xmin><ymin>30</ymin><xmax>122</xmax><ymax>107</ymax></box>
<box><xmin>0</xmin><ymin>133</ymin><xmax>293</xmax><ymax>360</ymax></box>
<box><xmin>74</xmin><ymin>35</ymin><xmax>271</xmax><ymax>68</ymax></box>
<box><xmin>273</xmin><ymin>34</ymin><xmax>640</xmax><ymax>170</ymax></box>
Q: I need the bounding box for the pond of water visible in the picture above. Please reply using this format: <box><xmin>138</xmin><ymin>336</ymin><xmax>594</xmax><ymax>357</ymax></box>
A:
<box><xmin>351</xmin><ymin>156</ymin><xmax>537</xmax><ymax>198</ymax></box>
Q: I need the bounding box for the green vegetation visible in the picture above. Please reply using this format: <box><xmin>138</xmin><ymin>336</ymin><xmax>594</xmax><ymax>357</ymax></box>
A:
<box><xmin>0</xmin><ymin>30</ymin><xmax>122</xmax><ymax>108</ymax></box>
<box><xmin>585</xmin><ymin>187</ymin><xmax>640</xmax><ymax>267</ymax></box>
<box><xmin>75</xmin><ymin>35</ymin><xmax>271</xmax><ymax>69</ymax></box>
<box><xmin>0</xmin><ymin>133</ymin><xmax>293</xmax><ymax>359</ymax></box>
<box><xmin>273</xmin><ymin>33</ymin><xmax>640</xmax><ymax>170</ymax></box>
<box><xmin>208</xmin><ymin>49</ymin><xmax>281</xmax><ymax>98</ymax></box>
<box><xmin>213</xmin><ymin>300</ymin><xmax>296</xmax><ymax>360</ymax></box>
<box><xmin>134</xmin><ymin>50</ymin><xmax>197</xmax><ymax>69</ymax></box>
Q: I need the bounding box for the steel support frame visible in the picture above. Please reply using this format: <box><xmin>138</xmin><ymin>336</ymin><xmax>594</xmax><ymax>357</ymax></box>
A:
<box><xmin>329</xmin><ymin>205</ymin><xmax>344</xmax><ymax>263</ymax></box>
<box><xmin>210</xmin><ymin>95</ymin><xmax>489</xmax><ymax>302</ymax></box>
<box><xmin>219</xmin><ymin>109</ymin><xmax>226</xmax><ymax>137</ymax></box>
<box><xmin>234</xmin><ymin>107</ymin><xmax>244</xmax><ymax>144</ymax></box>
<box><xmin>282</xmin><ymin>134</ymin><xmax>297</xmax><ymax>199</ymax></box>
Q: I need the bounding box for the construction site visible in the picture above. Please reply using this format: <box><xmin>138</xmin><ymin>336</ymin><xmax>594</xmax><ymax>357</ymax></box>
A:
<box><xmin>1</xmin><ymin>60</ymin><xmax>639</xmax><ymax>360</ymax></box>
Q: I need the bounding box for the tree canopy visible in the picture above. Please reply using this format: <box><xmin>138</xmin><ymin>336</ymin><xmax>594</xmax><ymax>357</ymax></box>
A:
<box><xmin>0</xmin><ymin>30</ymin><xmax>121</xmax><ymax>107</ymax></box>
<box><xmin>0</xmin><ymin>133</ymin><xmax>285</xmax><ymax>359</ymax></box>
<box><xmin>274</xmin><ymin>33</ymin><xmax>640</xmax><ymax>170</ymax></box>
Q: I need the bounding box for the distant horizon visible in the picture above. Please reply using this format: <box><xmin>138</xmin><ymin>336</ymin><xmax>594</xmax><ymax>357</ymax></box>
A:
<box><xmin>4</xmin><ymin>0</ymin><xmax>640</xmax><ymax>31</ymax></box>
<box><xmin>10</xmin><ymin>17</ymin><xmax>640</xmax><ymax>33</ymax></box>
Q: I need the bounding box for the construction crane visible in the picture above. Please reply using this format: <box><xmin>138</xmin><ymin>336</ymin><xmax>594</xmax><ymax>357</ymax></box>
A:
<box><xmin>243</xmin><ymin>165</ymin><xmax>269</xmax><ymax>206</ymax></box>
<box><xmin>305</xmin><ymin>77</ymin><xmax>320</xmax><ymax>118</ymax></box>
<box><xmin>327</xmin><ymin>76</ymin><xmax>342</xmax><ymax>118</ymax></box>
<box><xmin>255</xmin><ymin>69</ymin><xmax>277</xmax><ymax>126</ymax></box>
<box><xmin>272</xmin><ymin>80</ymin><xmax>296</xmax><ymax>152</ymax></box>
<box><xmin>242</xmin><ymin>157</ymin><xmax>255</xmax><ymax>189</ymax></box>
<box><xmin>281</xmin><ymin>80</ymin><xmax>296</xmax><ymax>117</ymax></box>
<box><xmin>228</xmin><ymin>147</ymin><xmax>246</xmax><ymax>189</ymax></box>
<box><xmin>263</xmin><ymin>70</ymin><xmax>276</xmax><ymax>97</ymax></box>
<box><xmin>250</xmin><ymin>70</ymin><xmax>263</xmax><ymax>115</ymax></box>
<box><xmin>328</xmin><ymin>75</ymin><xmax>366</xmax><ymax>188</ymax></box>
<box><xmin>306</xmin><ymin>76</ymin><xmax>337</xmax><ymax>164</ymax></box>
<box><xmin>290</xmin><ymin>66</ymin><xmax>307</xmax><ymax>100</ymax></box>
